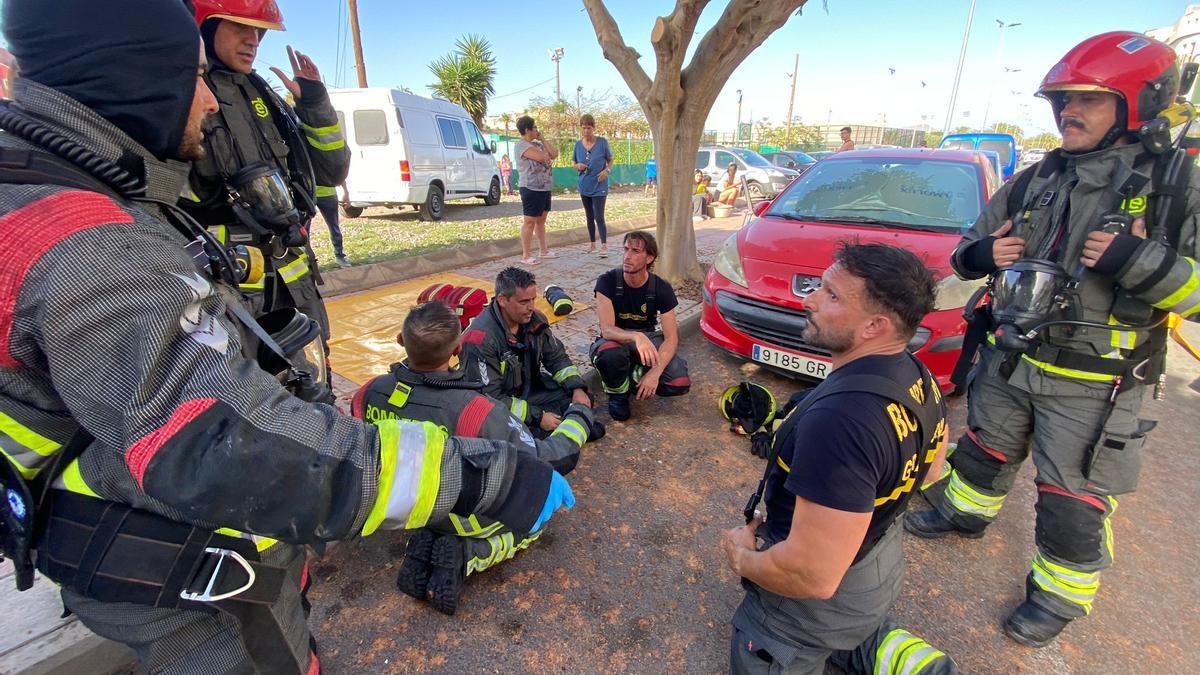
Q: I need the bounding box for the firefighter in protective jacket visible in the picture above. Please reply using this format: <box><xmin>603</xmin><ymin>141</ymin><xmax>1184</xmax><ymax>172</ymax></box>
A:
<box><xmin>461</xmin><ymin>266</ymin><xmax>596</xmax><ymax>434</ymax></box>
<box><xmin>181</xmin><ymin>0</ymin><xmax>348</xmax><ymax>344</ymax></box>
<box><xmin>353</xmin><ymin>301</ymin><xmax>595</xmax><ymax>614</ymax></box>
<box><xmin>906</xmin><ymin>32</ymin><xmax>1200</xmax><ymax>648</ymax></box>
<box><xmin>0</xmin><ymin>3</ymin><xmax>570</xmax><ymax>672</ymax></box>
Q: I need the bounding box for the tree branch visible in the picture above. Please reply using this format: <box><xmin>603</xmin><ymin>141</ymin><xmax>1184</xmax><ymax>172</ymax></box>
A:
<box><xmin>582</xmin><ymin>0</ymin><xmax>653</xmax><ymax>103</ymax></box>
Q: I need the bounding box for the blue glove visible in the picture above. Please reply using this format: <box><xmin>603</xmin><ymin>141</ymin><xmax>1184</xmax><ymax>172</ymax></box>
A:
<box><xmin>531</xmin><ymin>471</ymin><xmax>575</xmax><ymax>533</ymax></box>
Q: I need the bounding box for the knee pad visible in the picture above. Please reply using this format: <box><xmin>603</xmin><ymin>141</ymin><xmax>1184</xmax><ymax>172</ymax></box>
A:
<box><xmin>656</xmin><ymin>374</ymin><xmax>691</xmax><ymax>397</ymax></box>
<box><xmin>591</xmin><ymin>341</ymin><xmax>628</xmax><ymax>374</ymax></box>
<box><xmin>1035</xmin><ymin>488</ymin><xmax>1106</xmax><ymax>563</ymax></box>
<box><xmin>951</xmin><ymin>432</ymin><xmax>1011</xmax><ymax>491</ymax></box>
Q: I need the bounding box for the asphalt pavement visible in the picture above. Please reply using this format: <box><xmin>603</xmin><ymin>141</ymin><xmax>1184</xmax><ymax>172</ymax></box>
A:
<box><xmin>308</xmin><ymin>318</ymin><xmax>1200</xmax><ymax>673</ymax></box>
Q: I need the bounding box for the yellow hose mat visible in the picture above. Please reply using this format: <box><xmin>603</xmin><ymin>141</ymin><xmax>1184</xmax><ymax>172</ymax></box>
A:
<box><xmin>324</xmin><ymin>273</ymin><xmax>588</xmax><ymax>385</ymax></box>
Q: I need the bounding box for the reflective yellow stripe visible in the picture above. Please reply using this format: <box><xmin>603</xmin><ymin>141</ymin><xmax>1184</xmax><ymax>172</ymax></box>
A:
<box><xmin>3</xmin><ymin>454</ymin><xmax>37</xmax><ymax>480</ymax></box>
<box><xmin>1104</xmin><ymin>496</ymin><xmax>1118</xmax><ymax>562</ymax></box>
<box><xmin>181</xmin><ymin>184</ymin><xmax>201</xmax><ymax>202</ymax></box>
<box><xmin>207</xmin><ymin>225</ymin><xmax>228</xmax><ymax>245</ymax></box>
<box><xmin>602</xmin><ymin>377</ymin><xmax>630</xmax><ymax>395</ymax></box>
<box><xmin>239</xmin><ymin>279</ymin><xmax>266</xmax><ymax>291</ymax></box>
<box><xmin>776</xmin><ymin>455</ymin><xmax>790</xmax><ymax>473</ymax></box>
<box><xmin>986</xmin><ymin>334</ymin><xmax>1118</xmax><ymax>381</ymax></box>
<box><xmin>552</xmin><ymin>365</ymin><xmax>580</xmax><ymax>384</ymax></box>
<box><xmin>305</xmin><ymin>136</ymin><xmax>346</xmax><ymax>151</ymax></box>
<box><xmin>301</xmin><ymin>121</ymin><xmax>342</xmax><ymax>135</ymax></box>
<box><xmin>0</xmin><ymin>412</ymin><xmax>62</xmax><ymax>458</ymax></box>
<box><xmin>315</xmin><ymin>185</ymin><xmax>337</xmax><ymax>198</ymax></box>
<box><xmin>214</xmin><ymin>528</ymin><xmax>279</xmax><ymax>552</ymax></box>
<box><xmin>1031</xmin><ymin>553</ymin><xmax>1100</xmax><ymax>613</ymax></box>
<box><xmin>405</xmin><ymin>426</ymin><xmax>444</xmax><ymax>529</ymax></box>
<box><xmin>301</xmin><ymin>122</ymin><xmax>346</xmax><ymax>152</ymax></box>
<box><xmin>1108</xmin><ymin>315</ymin><xmax>1136</xmax><ymax>351</ymax></box>
<box><xmin>388</xmin><ymin>382</ymin><xmax>412</xmax><ymax>409</ymax></box>
<box><xmin>279</xmin><ymin>256</ymin><xmax>310</xmax><ymax>284</ymax></box>
<box><xmin>61</xmin><ymin>460</ymin><xmax>99</xmax><ymax>498</ymax></box>
<box><xmin>874</xmin><ymin>629</ymin><xmax>948</xmax><ymax>675</ymax></box>
<box><xmin>944</xmin><ymin>469</ymin><xmax>1005</xmax><ymax>518</ymax></box>
<box><xmin>362</xmin><ymin>421</ymin><xmax>400</xmax><ymax>536</ymax></box>
<box><xmin>1153</xmin><ymin>257</ymin><xmax>1198</xmax><ymax>310</ymax></box>
<box><xmin>551</xmin><ymin>418</ymin><xmax>587</xmax><ymax>447</ymax></box>
<box><xmin>510</xmin><ymin>398</ymin><xmax>528</xmax><ymax>422</ymax></box>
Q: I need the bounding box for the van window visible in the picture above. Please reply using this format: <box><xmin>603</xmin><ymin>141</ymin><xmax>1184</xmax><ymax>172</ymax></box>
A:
<box><xmin>941</xmin><ymin>139</ymin><xmax>973</xmax><ymax>151</ymax></box>
<box><xmin>465</xmin><ymin>121</ymin><xmax>489</xmax><ymax>154</ymax></box>
<box><xmin>394</xmin><ymin>108</ymin><xmax>405</xmax><ymax>128</ymax></box>
<box><xmin>980</xmin><ymin>139</ymin><xmax>1013</xmax><ymax>160</ymax></box>
<box><xmin>353</xmin><ymin>109</ymin><xmax>388</xmax><ymax>146</ymax></box>
<box><xmin>695</xmin><ymin>151</ymin><xmax>710</xmax><ymax>170</ymax></box>
<box><xmin>404</xmin><ymin>110</ymin><xmax>439</xmax><ymax>147</ymax></box>
<box><xmin>436</xmin><ymin>117</ymin><xmax>467</xmax><ymax>148</ymax></box>
<box><xmin>715</xmin><ymin>151</ymin><xmax>738</xmax><ymax>168</ymax></box>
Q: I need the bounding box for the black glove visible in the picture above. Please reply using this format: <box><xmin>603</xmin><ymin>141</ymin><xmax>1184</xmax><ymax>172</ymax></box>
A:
<box><xmin>749</xmin><ymin>431</ymin><xmax>772</xmax><ymax>459</ymax></box>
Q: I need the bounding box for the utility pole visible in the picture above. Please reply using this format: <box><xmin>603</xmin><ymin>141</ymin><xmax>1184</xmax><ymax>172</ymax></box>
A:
<box><xmin>982</xmin><ymin>20</ymin><xmax>1021</xmax><ymax>131</ymax></box>
<box><xmin>943</xmin><ymin>0</ymin><xmax>977</xmax><ymax>135</ymax></box>
<box><xmin>786</xmin><ymin>53</ymin><xmax>799</xmax><ymax>147</ymax></box>
<box><xmin>549</xmin><ymin>48</ymin><xmax>565</xmax><ymax>101</ymax></box>
<box><xmin>736</xmin><ymin>89</ymin><xmax>743</xmax><ymax>144</ymax></box>
<box><xmin>347</xmin><ymin>0</ymin><xmax>368</xmax><ymax>87</ymax></box>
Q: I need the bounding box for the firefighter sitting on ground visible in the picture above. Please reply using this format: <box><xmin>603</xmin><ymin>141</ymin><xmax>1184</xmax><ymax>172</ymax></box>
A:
<box><xmin>352</xmin><ymin>301</ymin><xmax>597</xmax><ymax>615</ymax></box>
<box><xmin>461</xmin><ymin>267</ymin><xmax>603</xmax><ymax>438</ymax></box>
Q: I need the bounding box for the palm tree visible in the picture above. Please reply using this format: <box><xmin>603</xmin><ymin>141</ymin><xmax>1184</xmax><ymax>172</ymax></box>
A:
<box><xmin>428</xmin><ymin>34</ymin><xmax>496</xmax><ymax>129</ymax></box>
<box><xmin>498</xmin><ymin>112</ymin><xmax>513</xmax><ymax>138</ymax></box>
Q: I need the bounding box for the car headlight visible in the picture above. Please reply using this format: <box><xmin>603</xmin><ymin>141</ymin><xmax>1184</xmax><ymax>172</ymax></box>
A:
<box><xmin>713</xmin><ymin>233</ymin><xmax>748</xmax><ymax>287</ymax></box>
<box><xmin>934</xmin><ymin>274</ymin><xmax>985</xmax><ymax>311</ymax></box>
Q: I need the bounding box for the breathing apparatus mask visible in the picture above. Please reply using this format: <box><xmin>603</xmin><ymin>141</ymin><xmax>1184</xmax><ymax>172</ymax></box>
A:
<box><xmin>989</xmin><ymin>259</ymin><xmax>1073</xmax><ymax>352</ymax></box>
<box><xmin>229</xmin><ymin>162</ymin><xmax>309</xmax><ymax>248</ymax></box>
<box><xmin>256</xmin><ymin>307</ymin><xmax>331</xmax><ymax>403</ymax></box>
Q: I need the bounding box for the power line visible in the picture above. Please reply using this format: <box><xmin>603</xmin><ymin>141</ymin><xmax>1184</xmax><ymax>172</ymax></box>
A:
<box><xmin>491</xmin><ymin>76</ymin><xmax>557</xmax><ymax>100</ymax></box>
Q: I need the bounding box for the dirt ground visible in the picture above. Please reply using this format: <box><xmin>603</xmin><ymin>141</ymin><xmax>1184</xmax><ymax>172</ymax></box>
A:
<box><xmin>307</xmin><ymin>324</ymin><xmax>1200</xmax><ymax>674</ymax></box>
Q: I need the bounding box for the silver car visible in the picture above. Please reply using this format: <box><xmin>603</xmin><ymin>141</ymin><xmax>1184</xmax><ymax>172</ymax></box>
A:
<box><xmin>696</xmin><ymin>145</ymin><xmax>799</xmax><ymax>199</ymax></box>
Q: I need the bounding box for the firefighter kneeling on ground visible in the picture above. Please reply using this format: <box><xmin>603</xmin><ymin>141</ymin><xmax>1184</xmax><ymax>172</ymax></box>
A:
<box><xmin>906</xmin><ymin>31</ymin><xmax>1200</xmax><ymax>648</ymax></box>
<box><xmin>0</xmin><ymin>3</ymin><xmax>572</xmax><ymax>673</ymax></box>
<box><xmin>352</xmin><ymin>301</ymin><xmax>597</xmax><ymax>615</ymax></box>
<box><xmin>461</xmin><ymin>266</ymin><xmax>605</xmax><ymax>439</ymax></box>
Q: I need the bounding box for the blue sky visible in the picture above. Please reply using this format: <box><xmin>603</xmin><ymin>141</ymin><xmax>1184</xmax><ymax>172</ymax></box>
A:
<box><xmin>3</xmin><ymin>1</ymin><xmax>1191</xmax><ymax>136</ymax></box>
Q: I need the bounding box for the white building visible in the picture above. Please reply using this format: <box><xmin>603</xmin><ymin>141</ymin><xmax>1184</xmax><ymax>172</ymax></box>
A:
<box><xmin>1148</xmin><ymin>5</ymin><xmax>1200</xmax><ymax>60</ymax></box>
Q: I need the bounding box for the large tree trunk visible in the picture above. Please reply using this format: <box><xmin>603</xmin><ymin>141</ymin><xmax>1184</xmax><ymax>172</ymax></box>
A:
<box><xmin>583</xmin><ymin>0</ymin><xmax>808</xmax><ymax>284</ymax></box>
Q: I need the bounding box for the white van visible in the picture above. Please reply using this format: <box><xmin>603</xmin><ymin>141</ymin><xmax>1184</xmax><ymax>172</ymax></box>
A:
<box><xmin>329</xmin><ymin>88</ymin><xmax>501</xmax><ymax>221</ymax></box>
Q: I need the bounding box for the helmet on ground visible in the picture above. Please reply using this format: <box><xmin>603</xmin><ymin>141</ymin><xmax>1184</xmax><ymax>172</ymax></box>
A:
<box><xmin>720</xmin><ymin>382</ymin><xmax>776</xmax><ymax>435</ymax></box>
<box><xmin>1037</xmin><ymin>32</ymin><xmax>1179</xmax><ymax>136</ymax></box>
<box><xmin>191</xmin><ymin>0</ymin><xmax>285</xmax><ymax>31</ymax></box>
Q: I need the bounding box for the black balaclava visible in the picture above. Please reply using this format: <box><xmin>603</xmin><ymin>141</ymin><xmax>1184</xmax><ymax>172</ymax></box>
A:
<box><xmin>2</xmin><ymin>0</ymin><xmax>200</xmax><ymax>160</ymax></box>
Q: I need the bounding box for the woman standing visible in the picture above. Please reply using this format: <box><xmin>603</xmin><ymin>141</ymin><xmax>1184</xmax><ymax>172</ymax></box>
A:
<box><xmin>573</xmin><ymin>114</ymin><xmax>613</xmax><ymax>257</ymax></box>
<box><xmin>499</xmin><ymin>154</ymin><xmax>513</xmax><ymax>196</ymax></box>
<box><xmin>515</xmin><ymin>115</ymin><xmax>558</xmax><ymax>264</ymax></box>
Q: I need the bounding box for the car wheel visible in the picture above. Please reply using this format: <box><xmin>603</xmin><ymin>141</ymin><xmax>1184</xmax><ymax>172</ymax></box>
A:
<box><xmin>419</xmin><ymin>185</ymin><xmax>444</xmax><ymax>222</ymax></box>
<box><xmin>341</xmin><ymin>205</ymin><xmax>364</xmax><ymax>218</ymax></box>
<box><xmin>746</xmin><ymin>181</ymin><xmax>765</xmax><ymax>199</ymax></box>
<box><xmin>483</xmin><ymin>177</ymin><xmax>501</xmax><ymax>206</ymax></box>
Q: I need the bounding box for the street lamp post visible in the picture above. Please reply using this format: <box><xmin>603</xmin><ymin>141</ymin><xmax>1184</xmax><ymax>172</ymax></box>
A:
<box><xmin>736</xmin><ymin>89</ymin><xmax>743</xmax><ymax>144</ymax></box>
<box><xmin>981</xmin><ymin>20</ymin><xmax>1022</xmax><ymax>131</ymax></box>
<box><xmin>943</xmin><ymin>0</ymin><xmax>977</xmax><ymax>136</ymax></box>
<box><xmin>549</xmin><ymin>47</ymin><xmax>564</xmax><ymax>101</ymax></box>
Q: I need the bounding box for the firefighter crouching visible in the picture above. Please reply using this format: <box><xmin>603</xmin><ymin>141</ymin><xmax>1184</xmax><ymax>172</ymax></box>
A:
<box><xmin>0</xmin><ymin>2</ymin><xmax>572</xmax><ymax>672</ymax></box>
<box><xmin>352</xmin><ymin>302</ymin><xmax>596</xmax><ymax>615</ymax></box>
<box><xmin>181</xmin><ymin>0</ymin><xmax>348</xmax><ymax>374</ymax></box>
<box><xmin>906</xmin><ymin>32</ymin><xmax>1200</xmax><ymax>648</ymax></box>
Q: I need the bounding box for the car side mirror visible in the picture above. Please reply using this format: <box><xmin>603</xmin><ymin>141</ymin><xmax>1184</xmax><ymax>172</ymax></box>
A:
<box><xmin>490</xmin><ymin>141</ymin><xmax>497</xmax><ymax>154</ymax></box>
<box><xmin>753</xmin><ymin>200</ymin><xmax>772</xmax><ymax>217</ymax></box>
<box><xmin>787</xmin><ymin>161</ymin><xmax>796</xmax><ymax>169</ymax></box>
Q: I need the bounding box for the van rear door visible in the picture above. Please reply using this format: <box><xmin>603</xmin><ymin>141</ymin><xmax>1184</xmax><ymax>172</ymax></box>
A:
<box><xmin>344</xmin><ymin>106</ymin><xmax>402</xmax><ymax>203</ymax></box>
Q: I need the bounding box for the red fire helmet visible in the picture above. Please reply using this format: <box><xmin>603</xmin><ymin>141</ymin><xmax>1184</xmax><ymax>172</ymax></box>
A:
<box><xmin>191</xmin><ymin>0</ymin><xmax>285</xmax><ymax>32</ymax></box>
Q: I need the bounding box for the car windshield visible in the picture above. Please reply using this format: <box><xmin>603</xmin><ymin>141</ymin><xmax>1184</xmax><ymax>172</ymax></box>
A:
<box><xmin>729</xmin><ymin>147</ymin><xmax>772</xmax><ymax>167</ymax></box>
<box><xmin>786</xmin><ymin>151</ymin><xmax>816</xmax><ymax>164</ymax></box>
<box><xmin>980</xmin><ymin>139</ymin><xmax>1013</xmax><ymax>161</ymax></box>
<box><xmin>765</xmin><ymin>157</ymin><xmax>983</xmax><ymax>233</ymax></box>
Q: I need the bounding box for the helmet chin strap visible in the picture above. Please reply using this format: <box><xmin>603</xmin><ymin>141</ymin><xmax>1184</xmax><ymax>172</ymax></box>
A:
<box><xmin>1093</xmin><ymin>98</ymin><xmax>1130</xmax><ymax>152</ymax></box>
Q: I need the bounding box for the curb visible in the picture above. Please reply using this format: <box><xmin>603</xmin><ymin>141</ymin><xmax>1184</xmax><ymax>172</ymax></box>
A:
<box><xmin>320</xmin><ymin>215</ymin><xmax>657</xmax><ymax>299</ymax></box>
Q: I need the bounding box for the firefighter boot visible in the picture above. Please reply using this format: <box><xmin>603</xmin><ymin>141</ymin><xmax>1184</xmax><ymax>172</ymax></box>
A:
<box><xmin>904</xmin><ymin>509</ymin><xmax>986</xmax><ymax>539</ymax></box>
<box><xmin>1004</xmin><ymin>589</ymin><xmax>1073</xmax><ymax>648</ymax></box>
<box><xmin>396</xmin><ymin>528</ymin><xmax>436</xmax><ymax>600</ymax></box>
<box><xmin>427</xmin><ymin>535</ymin><xmax>468</xmax><ymax>615</ymax></box>
<box><xmin>590</xmin><ymin>420</ymin><xmax>607</xmax><ymax>441</ymax></box>
<box><xmin>608</xmin><ymin>393</ymin><xmax>631</xmax><ymax>421</ymax></box>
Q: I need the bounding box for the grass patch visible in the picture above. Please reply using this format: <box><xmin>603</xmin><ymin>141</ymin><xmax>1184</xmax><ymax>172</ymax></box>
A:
<box><xmin>308</xmin><ymin>189</ymin><xmax>657</xmax><ymax>266</ymax></box>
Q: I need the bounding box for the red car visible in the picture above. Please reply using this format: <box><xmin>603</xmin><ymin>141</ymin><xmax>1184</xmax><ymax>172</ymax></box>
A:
<box><xmin>701</xmin><ymin>148</ymin><xmax>1001</xmax><ymax>391</ymax></box>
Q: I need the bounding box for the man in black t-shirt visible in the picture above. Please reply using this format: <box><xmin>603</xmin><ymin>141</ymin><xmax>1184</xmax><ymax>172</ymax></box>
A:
<box><xmin>721</xmin><ymin>243</ymin><xmax>959</xmax><ymax>675</ymax></box>
<box><xmin>590</xmin><ymin>231</ymin><xmax>691</xmax><ymax>421</ymax></box>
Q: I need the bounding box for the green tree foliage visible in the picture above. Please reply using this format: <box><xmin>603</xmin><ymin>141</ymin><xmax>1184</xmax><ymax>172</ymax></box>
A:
<box><xmin>1024</xmin><ymin>132</ymin><xmax>1060</xmax><ymax>150</ymax></box>
<box><xmin>752</xmin><ymin>119</ymin><xmax>823</xmax><ymax>151</ymax></box>
<box><xmin>924</xmin><ymin>131</ymin><xmax>944</xmax><ymax>147</ymax></box>
<box><xmin>988</xmin><ymin>121</ymin><xmax>1025</xmax><ymax>141</ymax></box>
<box><xmin>428</xmin><ymin>34</ymin><xmax>496</xmax><ymax>128</ymax></box>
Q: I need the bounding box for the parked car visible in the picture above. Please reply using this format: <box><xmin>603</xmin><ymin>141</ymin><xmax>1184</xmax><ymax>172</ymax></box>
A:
<box><xmin>1020</xmin><ymin>147</ymin><xmax>1047</xmax><ymax>167</ymax></box>
<box><xmin>938</xmin><ymin>132</ymin><xmax>1018</xmax><ymax>181</ymax></box>
<box><xmin>696</xmin><ymin>145</ymin><xmax>799</xmax><ymax>199</ymax></box>
<box><xmin>329</xmin><ymin>87</ymin><xmax>501</xmax><ymax>221</ymax></box>
<box><xmin>763</xmin><ymin>150</ymin><xmax>817</xmax><ymax>173</ymax></box>
<box><xmin>700</xmin><ymin>148</ymin><xmax>1001</xmax><ymax>391</ymax></box>
<box><xmin>808</xmin><ymin>150</ymin><xmax>835</xmax><ymax>161</ymax></box>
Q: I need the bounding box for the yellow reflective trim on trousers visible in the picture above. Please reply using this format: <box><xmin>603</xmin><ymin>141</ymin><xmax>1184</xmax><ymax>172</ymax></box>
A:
<box><xmin>1152</xmin><ymin>257</ymin><xmax>1198</xmax><ymax>310</ymax></box>
<box><xmin>1104</xmin><ymin>496</ymin><xmax>1118</xmax><ymax>562</ymax></box>
<box><xmin>551</xmin><ymin>417</ymin><xmax>587</xmax><ymax>447</ymax></box>
<box><xmin>986</xmin><ymin>334</ymin><xmax>1118</xmax><ymax>381</ymax></box>
<box><xmin>362</xmin><ymin>422</ymin><xmax>400</xmax><ymax>536</ymax></box>
<box><xmin>603</xmin><ymin>377</ymin><xmax>630</xmax><ymax>395</ymax></box>
<box><xmin>214</xmin><ymin>528</ymin><xmax>278</xmax><ymax>552</ymax></box>
<box><xmin>874</xmin><ymin>630</ymin><xmax>919</xmax><ymax>675</ymax></box>
<box><xmin>278</xmin><ymin>256</ymin><xmax>310</xmax><ymax>284</ymax></box>
<box><xmin>944</xmin><ymin>469</ymin><xmax>1005</xmax><ymax>517</ymax></box>
<box><xmin>466</xmin><ymin>530</ymin><xmax>541</xmax><ymax>575</ymax></box>
<box><xmin>404</xmin><ymin>426</ymin><xmax>445</xmax><ymax>529</ymax></box>
<box><xmin>61</xmin><ymin>460</ymin><xmax>99</xmax><ymax>498</ymax></box>
<box><xmin>552</xmin><ymin>365</ymin><xmax>580</xmax><ymax>384</ymax></box>
<box><xmin>449</xmin><ymin>513</ymin><xmax>502</xmax><ymax>538</ymax></box>
<box><xmin>1031</xmin><ymin>553</ymin><xmax>1099</xmax><ymax>612</ymax></box>
<box><xmin>315</xmin><ymin>185</ymin><xmax>337</xmax><ymax>198</ymax></box>
<box><xmin>510</xmin><ymin>398</ymin><xmax>528</xmax><ymax>421</ymax></box>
